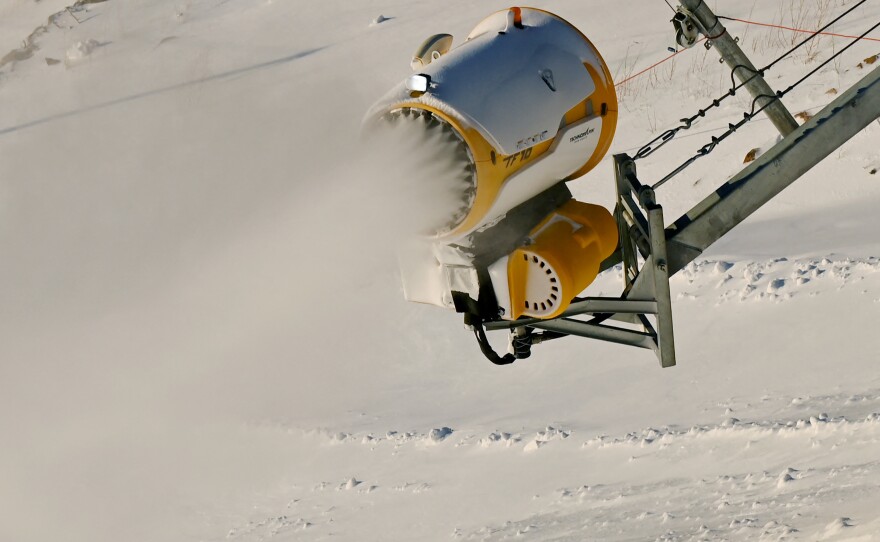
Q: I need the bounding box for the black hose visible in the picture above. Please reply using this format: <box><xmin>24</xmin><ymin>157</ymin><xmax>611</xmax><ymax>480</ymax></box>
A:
<box><xmin>472</xmin><ymin>322</ymin><xmax>516</xmax><ymax>366</ymax></box>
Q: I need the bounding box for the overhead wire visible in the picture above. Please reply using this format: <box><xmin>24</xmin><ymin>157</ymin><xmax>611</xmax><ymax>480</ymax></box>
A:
<box><xmin>652</xmin><ymin>16</ymin><xmax>880</xmax><ymax>190</ymax></box>
<box><xmin>625</xmin><ymin>0</ymin><xmax>875</xmax><ymax>189</ymax></box>
<box><xmin>615</xmin><ymin>40</ymin><xmax>705</xmax><ymax>88</ymax></box>
<box><xmin>634</xmin><ymin>0</ymin><xmax>868</xmax><ymax>163</ymax></box>
<box><xmin>718</xmin><ymin>15</ymin><xmax>880</xmax><ymax>44</ymax></box>
<box><xmin>614</xmin><ymin>0</ymin><xmax>700</xmax><ymax>89</ymax></box>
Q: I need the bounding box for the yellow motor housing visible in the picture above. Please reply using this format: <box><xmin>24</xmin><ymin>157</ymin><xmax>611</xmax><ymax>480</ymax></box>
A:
<box><xmin>496</xmin><ymin>200</ymin><xmax>618</xmax><ymax>320</ymax></box>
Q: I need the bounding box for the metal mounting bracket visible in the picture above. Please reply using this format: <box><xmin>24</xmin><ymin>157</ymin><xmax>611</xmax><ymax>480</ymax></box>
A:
<box><xmin>477</xmin><ymin>0</ymin><xmax>880</xmax><ymax>367</ymax></box>
<box><xmin>485</xmin><ymin>154</ymin><xmax>677</xmax><ymax>367</ymax></box>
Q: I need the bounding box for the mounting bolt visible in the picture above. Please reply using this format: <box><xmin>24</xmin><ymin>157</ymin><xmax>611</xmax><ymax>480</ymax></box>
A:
<box><xmin>657</xmin><ymin>259</ymin><xmax>668</xmax><ymax>272</ymax></box>
<box><xmin>638</xmin><ymin>187</ymin><xmax>656</xmax><ymax>208</ymax></box>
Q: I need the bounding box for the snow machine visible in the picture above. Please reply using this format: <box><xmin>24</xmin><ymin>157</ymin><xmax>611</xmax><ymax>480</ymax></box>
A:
<box><xmin>365</xmin><ymin>7</ymin><xmax>619</xmax><ymax>324</ymax></box>
<box><xmin>365</xmin><ymin>3</ymin><xmax>880</xmax><ymax>367</ymax></box>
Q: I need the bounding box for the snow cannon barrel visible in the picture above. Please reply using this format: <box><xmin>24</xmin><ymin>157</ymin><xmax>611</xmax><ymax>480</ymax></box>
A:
<box><xmin>366</xmin><ymin>7</ymin><xmax>618</xmax><ymax>238</ymax></box>
<box><xmin>365</xmin><ymin>7</ymin><xmax>619</xmax><ymax>322</ymax></box>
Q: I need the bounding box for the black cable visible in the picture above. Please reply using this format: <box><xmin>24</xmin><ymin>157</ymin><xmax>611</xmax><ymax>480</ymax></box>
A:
<box><xmin>651</xmin><ymin>17</ymin><xmax>880</xmax><ymax>190</ymax></box>
<box><xmin>634</xmin><ymin>0</ymin><xmax>868</xmax><ymax>163</ymax></box>
<box><xmin>473</xmin><ymin>322</ymin><xmax>516</xmax><ymax>365</ymax></box>
<box><xmin>777</xmin><ymin>18</ymin><xmax>880</xmax><ymax>100</ymax></box>
<box><xmin>719</xmin><ymin>0</ymin><xmax>867</xmax><ymax>73</ymax></box>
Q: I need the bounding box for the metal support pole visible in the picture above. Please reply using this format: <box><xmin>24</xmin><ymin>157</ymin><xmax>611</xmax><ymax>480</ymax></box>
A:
<box><xmin>647</xmin><ymin>204</ymin><xmax>676</xmax><ymax>368</ymax></box>
<box><xmin>666</xmin><ymin>66</ymin><xmax>880</xmax><ymax>274</ymax></box>
<box><xmin>679</xmin><ymin>0</ymin><xmax>799</xmax><ymax>136</ymax></box>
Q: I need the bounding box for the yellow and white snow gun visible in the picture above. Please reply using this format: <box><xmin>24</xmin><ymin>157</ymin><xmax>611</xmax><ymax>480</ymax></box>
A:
<box><xmin>365</xmin><ymin>2</ymin><xmax>880</xmax><ymax>369</ymax></box>
<box><xmin>365</xmin><ymin>7</ymin><xmax>620</xmax><ymax>361</ymax></box>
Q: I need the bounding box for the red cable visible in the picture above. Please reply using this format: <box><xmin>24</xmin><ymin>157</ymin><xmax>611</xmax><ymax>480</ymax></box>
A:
<box><xmin>615</xmin><ymin>38</ymin><xmax>706</xmax><ymax>87</ymax></box>
<box><xmin>722</xmin><ymin>16</ymin><xmax>880</xmax><ymax>43</ymax></box>
<box><xmin>617</xmin><ymin>17</ymin><xmax>879</xmax><ymax>87</ymax></box>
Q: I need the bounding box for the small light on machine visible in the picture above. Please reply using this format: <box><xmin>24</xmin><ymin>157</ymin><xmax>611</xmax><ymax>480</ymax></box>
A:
<box><xmin>405</xmin><ymin>74</ymin><xmax>431</xmax><ymax>94</ymax></box>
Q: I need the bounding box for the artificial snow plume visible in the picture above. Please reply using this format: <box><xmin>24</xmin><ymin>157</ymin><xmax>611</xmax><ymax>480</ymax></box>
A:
<box><xmin>358</xmin><ymin>115</ymin><xmax>476</xmax><ymax>240</ymax></box>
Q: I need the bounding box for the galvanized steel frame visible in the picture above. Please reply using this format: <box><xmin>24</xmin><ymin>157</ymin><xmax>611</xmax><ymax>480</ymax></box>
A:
<box><xmin>486</xmin><ymin>64</ymin><xmax>880</xmax><ymax>368</ymax></box>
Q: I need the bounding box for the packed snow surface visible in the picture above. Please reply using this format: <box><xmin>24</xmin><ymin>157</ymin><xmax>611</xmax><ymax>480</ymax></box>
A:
<box><xmin>1</xmin><ymin>0</ymin><xmax>879</xmax><ymax>541</ymax></box>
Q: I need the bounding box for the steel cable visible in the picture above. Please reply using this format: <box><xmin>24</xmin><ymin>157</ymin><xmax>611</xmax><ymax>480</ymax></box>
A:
<box><xmin>633</xmin><ymin>0</ymin><xmax>868</xmax><ymax>164</ymax></box>
<box><xmin>651</xmin><ymin>17</ymin><xmax>880</xmax><ymax>190</ymax></box>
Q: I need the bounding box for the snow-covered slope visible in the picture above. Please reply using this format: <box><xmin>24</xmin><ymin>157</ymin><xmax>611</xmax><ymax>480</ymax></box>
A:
<box><xmin>1</xmin><ymin>1</ymin><xmax>879</xmax><ymax>541</ymax></box>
